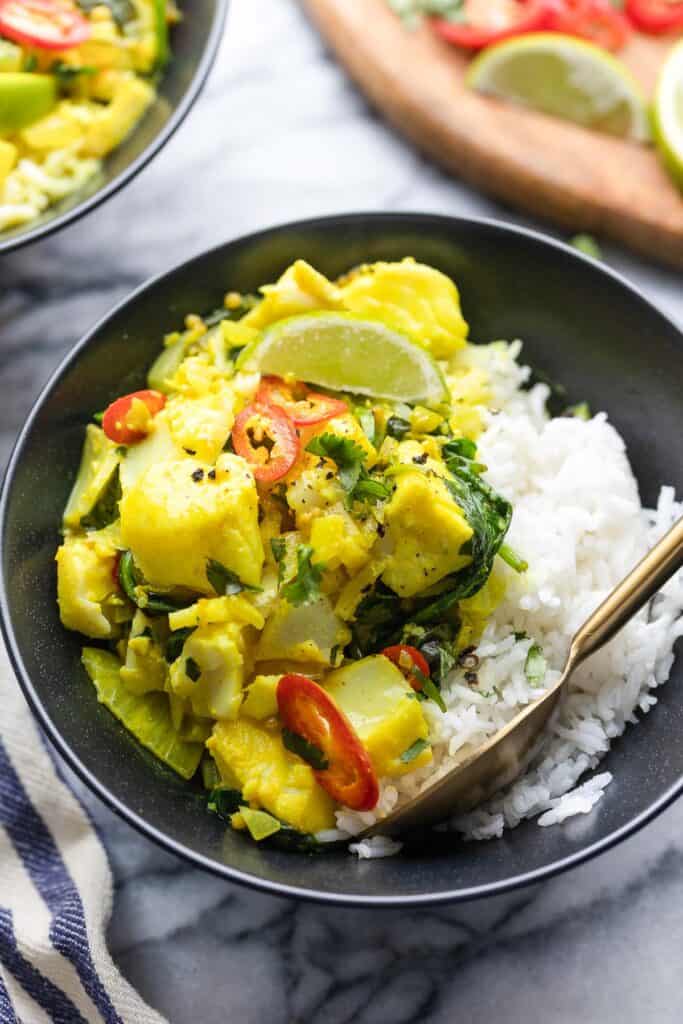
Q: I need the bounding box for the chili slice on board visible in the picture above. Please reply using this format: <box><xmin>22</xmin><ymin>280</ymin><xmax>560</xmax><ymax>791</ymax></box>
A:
<box><xmin>0</xmin><ymin>0</ymin><xmax>91</xmax><ymax>50</ymax></box>
<box><xmin>547</xmin><ymin>0</ymin><xmax>631</xmax><ymax>51</ymax></box>
<box><xmin>277</xmin><ymin>673</ymin><xmax>380</xmax><ymax>812</ymax></box>
<box><xmin>432</xmin><ymin>0</ymin><xmax>551</xmax><ymax>50</ymax></box>
<box><xmin>231</xmin><ymin>401</ymin><xmax>300</xmax><ymax>482</ymax></box>
<box><xmin>381</xmin><ymin>645</ymin><xmax>431</xmax><ymax>692</ymax></box>
<box><xmin>256</xmin><ymin>375</ymin><xmax>348</xmax><ymax>426</ymax></box>
<box><xmin>624</xmin><ymin>0</ymin><xmax>683</xmax><ymax>33</ymax></box>
<box><xmin>102</xmin><ymin>390</ymin><xmax>166</xmax><ymax>446</ymax></box>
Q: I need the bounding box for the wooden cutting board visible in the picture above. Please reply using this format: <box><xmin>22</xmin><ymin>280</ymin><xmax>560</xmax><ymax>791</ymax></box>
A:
<box><xmin>303</xmin><ymin>0</ymin><xmax>683</xmax><ymax>269</ymax></box>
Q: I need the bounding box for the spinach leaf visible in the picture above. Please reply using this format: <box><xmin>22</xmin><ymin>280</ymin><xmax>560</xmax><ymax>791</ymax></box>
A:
<box><xmin>206</xmin><ymin>558</ymin><xmax>261</xmax><ymax>596</ymax></box>
<box><xmin>207</xmin><ymin>787</ymin><xmax>242</xmax><ymax>821</ymax></box>
<box><xmin>350</xmin><ymin>581</ymin><xmax>402</xmax><ymax>656</ymax></box>
<box><xmin>51</xmin><ymin>61</ymin><xmax>96</xmax><ymax>85</ymax></box>
<box><xmin>118</xmin><ymin>550</ymin><xmax>197</xmax><ymax>616</ymax></box>
<box><xmin>185</xmin><ymin>657</ymin><xmax>201</xmax><ymax>682</ymax></box>
<box><xmin>411</xmin><ymin>439</ymin><xmax>512</xmax><ymax>622</ymax></box>
<box><xmin>498</xmin><ymin>543</ymin><xmax>528</xmax><ymax>574</ymax></box>
<box><xmin>282</xmin><ymin>729</ymin><xmax>329</xmax><ymax>770</ymax></box>
<box><xmin>165</xmin><ymin>627</ymin><xmax>196</xmax><ymax>663</ymax></box>
<box><xmin>76</xmin><ymin>0</ymin><xmax>136</xmax><ymax>28</ymax></box>
<box><xmin>281</xmin><ymin>545</ymin><xmax>325</xmax><ymax>607</ymax></box>
<box><xmin>80</xmin><ymin>467</ymin><xmax>121</xmax><ymax>531</ymax></box>
<box><xmin>385</xmin><ymin>415</ymin><xmax>411</xmax><ymax>440</ymax></box>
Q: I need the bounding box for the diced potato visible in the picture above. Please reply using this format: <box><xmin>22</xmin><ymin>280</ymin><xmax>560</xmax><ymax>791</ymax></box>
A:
<box><xmin>83</xmin><ymin>77</ymin><xmax>154</xmax><ymax>158</ymax></box>
<box><xmin>309</xmin><ymin>513</ymin><xmax>374</xmax><ymax>574</ymax></box>
<box><xmin>208</xmin><ymin>717</ymin><xmax>336</xmax><ymax>833</ymax></box>
<box><xmin>168</xmin><ymin>622</ymin><xmax>247</xmax><ymax>720</ymax></box>
<box><xmin>166</xmin><ymin>389</ymin><xmax>235</xmax><ymax>464</ymax></box>
<box><xmin>241</xmin><ymin>674</ymin><xmax>281</xmax><ymax>720</ymax></box>
<box><xmin>118</xmin><ymin>416</ymin><xmax>184</xmax><ymax>494</ymax></box>
<box><xmin>167</xmin><ymin>595</ymin><xmax>264</xmax><ymax>633</ymax></box>
<box><xmin>120</xmin><ymin>610</ymin><xmax>167</xmax><ymax>695</ymax></box>
<box><xmin>20</xmin><ymin>102</ymin><xmax>83</xmax><ymax>150</ymax></box>
<box><xmin>340</xmin><ymin>258</ymin><xmax>468</xmax><ymax>359</ymax></box>
<box><xmin>255</xmin><ymin>595</ymin><xmax>350</xmax><ymax>666</ymax></box>
<box><xmin>324</xmin><ymin>656</ymin><xmax>432</xmax><ymax>777</ymax></box>
<box><xmin>120</xmin><ymin>453</ymin><xmax>264</xmax><ymax>592</ymax></box>
<box><xmin>381</xmin><ymin>470</ymin><xmax>472</xmax><ymax>598</ymax></box>
<box><xmin>242</xmin><ymin>259</ymin><xmax>343</xmax><ymax>330</ymax></box>
<box><xmin>56</xmin><ymin>534</ymin><xmax>118</xmax><ymax>639</ymax></box>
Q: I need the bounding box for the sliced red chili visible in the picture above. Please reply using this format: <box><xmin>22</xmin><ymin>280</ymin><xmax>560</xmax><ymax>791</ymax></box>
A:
<box><xmin>0</xmin><ymin>0</ymin><xmax>91</xmax><ymax>50</ymax></box>
<box><xmin>381</xmin><ymin>645</ymin><xmax>431</xmax><ymax>692</ymax></box>
<box><xmin>256</xmin><ymin>375</ymin><xmax>348</xmax><ymax>427</ymax></box>
<box><xmin>432</xmin><ymin>0</ymin><xmax>551</xmax><ymax>50</ymax></box>
<box><xmin>624</xmin><ymin>0</ymin><xmax>683</xmax><ymax>33</ymax></box>
<box><xmin>277</xmin><ymin>673</ymin><xmax>379</xmax><ymax>812</ymax></box>
<box><xmin>547</xmin><ymin>0</ymin><xmax>631</xmax><ymax>50</ymax></box>
<box><xmin>231</xmin><ymin>401</ymin><xmax>300</xmax><ymax>483</ymax></box>
<box><xmin>102</xmin><ymin>389</ymin><xmax>166</xmax><ymax>446</ymax></box>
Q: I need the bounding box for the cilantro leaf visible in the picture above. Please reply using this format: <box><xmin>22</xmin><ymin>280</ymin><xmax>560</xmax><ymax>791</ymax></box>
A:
<box><xmin>305</xmin><ymin>433</ymin><xmax>367</xmax><ymax>491</ymax></box>
<box><xmin>207</xmin><ymin>787</ymin><xmax>242</xmax><ymax>820</ymax></box>
<box><xmin>385</xmin><ymin>415</ymin><xmax>411</xmax><ymax>440</ymax></box>
<box><xmin>270</xmin><ymin>537</ymin><xmax>287</xmax><ymax>583</ymax></box>
<box><xmin>165</xmin><ymin>627</ymin><xmax>196</xmax><ymax>663</ymax></box>
<box><xmin>351</xmin><ymin>476</ymin><xmax>392</xmax><ymax>504</ymax></box>
<box><xmin>282</xmin><ymin>729</ymin><xmax>330</xmax><ymax>770</ymax></box>
<box><xmin>280</xmin><ymin>545</ymin><xmax>325</xmax><ymax>607</ymax></box>
<box><xmin>206</xmin><ymin>559</ymin><xmax>261</xmax><ymax>596</ymax></box>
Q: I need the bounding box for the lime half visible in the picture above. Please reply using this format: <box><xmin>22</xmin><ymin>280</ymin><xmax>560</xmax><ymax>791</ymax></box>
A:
<box><xmin>466</xmin><ymin>33</ymin><xmax>650</xmax><ymax>142</ymax></box>
<box><xmin>238</xmin><ymin>311</ymin><xmax>448</xmax><ymax>404</ymax></box>
<box><xmin>653</xmin><ymin>40</ymin><xmax>683</xmax><ymax>191</ymax></box>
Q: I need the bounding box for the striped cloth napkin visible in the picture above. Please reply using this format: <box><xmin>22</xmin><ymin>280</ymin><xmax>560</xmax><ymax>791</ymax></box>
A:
<box><xmin>0</xmin><ymin>635</ymin><xmax>167</xmax><ymax>1024</ymax></box>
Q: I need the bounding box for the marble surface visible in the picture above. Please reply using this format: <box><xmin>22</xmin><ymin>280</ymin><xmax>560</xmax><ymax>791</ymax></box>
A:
<box><xmin>2</xmin><ymin>2</ymin><xmax>683</xmax><ymax>1021</ymax></box>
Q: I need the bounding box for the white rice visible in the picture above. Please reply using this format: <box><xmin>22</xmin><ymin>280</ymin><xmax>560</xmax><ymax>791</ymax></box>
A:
<box><xmin>344</xmin><ymin>341</ymin><xmax>683</xmax><ymax>857</ymax></box>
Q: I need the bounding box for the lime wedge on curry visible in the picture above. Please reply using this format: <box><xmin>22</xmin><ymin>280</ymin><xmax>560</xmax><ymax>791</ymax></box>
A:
<box><xmin>238</xmin><ymin>311</ymin><xmax>448</xmax><ymax>404</ymax></box>
<box><xmin>652</xmin><ymin>40</ymin><xmax>683</xmax><ymax>191</ymax></box>
<box><xmin>466</xmin><ymin>33</ymin><xmax>650</xmax><ymax>142</ymax></box>
<box><xmin>0</xmin><ymin>73</ymin><xmax>56</xmax><ymax>134</ymax></box>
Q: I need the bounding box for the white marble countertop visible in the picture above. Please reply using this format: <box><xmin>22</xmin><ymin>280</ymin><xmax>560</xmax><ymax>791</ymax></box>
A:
<box><xmin>2</xmin><ymin>2</ymin><xmax>683</xmax><ymax>1021</ymax></box>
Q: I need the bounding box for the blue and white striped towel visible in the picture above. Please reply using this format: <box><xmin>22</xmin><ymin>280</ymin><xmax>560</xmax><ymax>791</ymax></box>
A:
<box><xmin>0</xmin><ymin>635</ymin><xmax>167</xmax><ymax>1024</ymax></box>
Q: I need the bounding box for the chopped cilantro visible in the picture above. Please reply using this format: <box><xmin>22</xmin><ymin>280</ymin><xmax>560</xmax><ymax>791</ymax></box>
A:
<box><xmin>385</xmin><ymin>415</ymin><xmax>411</xmax><ymax>440</ymax></box>
<box><xmin>165</xmin><ymin>627</ymin><xmax>196</xmax><ymax>663</ymax></box>
<box><xmin>207</xmin><ymin>787</ymin><xmax>242</xmax><ymax>820</ymax></box>
<box><xmin>305</xmin><ymin>433</ymin><xmax>367</xmax><ymax>491</ymax></box>
<box><xmin>281</xmin><ymin>545</ymin><xmax>325</xmax><ymax>607</ymax></box>
<box><xmin>270</xmin><ymin>537</ymin><xmax>287</xmax><ymax>582</ymax></box>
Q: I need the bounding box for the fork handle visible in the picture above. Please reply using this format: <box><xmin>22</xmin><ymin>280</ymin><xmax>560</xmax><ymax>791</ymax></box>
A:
<box><xmin>568</xmin><ymin>516</ymin><xmax>683</xmax><ymax>670</ymax></box>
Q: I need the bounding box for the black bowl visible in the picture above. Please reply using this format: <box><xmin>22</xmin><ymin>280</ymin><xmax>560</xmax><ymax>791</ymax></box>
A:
<box><xmin>2</xmin><ymin>213</ymin><xmax>682</xmax><ymax>906</ymax></box>
<box><xmin>0</xmin><ymin>0</ymin><xmax>228</xmax><ymax>254</ymax></box>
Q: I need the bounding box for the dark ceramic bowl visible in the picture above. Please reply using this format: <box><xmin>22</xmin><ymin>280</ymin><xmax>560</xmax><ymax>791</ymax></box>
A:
<box><xmin>2</xmin><ymin>213</ymin><xmax>682</xmax><ymax>906</ymax></box>
<box><xmin>0</xmin><ymin>0</ymin><xmax>228</xmax><ymax>254</ymax></box>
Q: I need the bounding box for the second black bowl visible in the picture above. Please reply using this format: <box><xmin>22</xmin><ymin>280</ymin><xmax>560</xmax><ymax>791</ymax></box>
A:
<box><xmin>0</xmin><ymin>0</ymin><xmax>228</xmax><ymax>254</ymax></box>
<box><xmin>2</xmin><ymin>213</ymin><xmax>682</xmax><ymax>905</ymax></box>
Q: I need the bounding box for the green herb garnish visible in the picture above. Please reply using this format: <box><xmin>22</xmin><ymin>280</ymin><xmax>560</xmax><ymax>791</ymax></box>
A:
<box><xmin>270</xmin><ymin>537</ymin><xmax>287</xmax><ymax>582</ymax></box>
<box><xmin>525</xmin><ymin>642</ymin><xmax>547</xmax><ymax>685</ymax></box>
<box><xmin>185</xmin><ymin>657</ymin><xmax>201</xmax><ymax>683</ymax></box>
<box><xmin>207</xmin><ymin>787</ymin><xmax>242</xmax><ymax>820</ymax></box>
<box><xmin>51</xmin><ymin>61</ymin><xmax>96</xmax><ymax>84</ymax></box>
<box><xmin>206</xmin><ymin>558</ymin><xmax>261</xmax><ymax>596</ymax></box>
<box><xmin>498</xmin><ymin>543</ymin><xmax>528</xmax><ymax>574</ymax></box>
<box><xmin>282</xmin><ymin>729</ymin><xmax>330</xmax><ymax>770</ymax></box>
<box><xmin>385</xmin><ymin>415</ymin><xmax>411</xmax><ymax>440</ymax></box>
<box><xmin>165</xmin><ymin>627</ymin><xmax>196</xmax><ymax>663</ymax></box>
<box><xmin>305</xmin><ymin>433</ymin><xmax>368</xmax><ymax>491</ymax></box>
<box><xmin>400</xmin><ymin>737</ymin><xmax>430</xmax><ymax>763</ymax></box>
<box><xmin>281</xmin><ymin>545</ymin><xmax>325</xmax><ymax>607</ymax></box>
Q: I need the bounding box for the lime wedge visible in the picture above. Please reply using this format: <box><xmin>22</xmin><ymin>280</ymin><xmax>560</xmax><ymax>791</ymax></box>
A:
<box><xmin>466</xmin><ymin>33</ymin><xmax>650</xmax><ymax>142</ymax></box>
<box><xmin>652</xmin><ymin>40</ymin><xmax>683</xmax><ymax>191</ymax></box>
<box><xmin>238</xmin><ymin>311</ymin><xmax>448</xmax><ymax>404</ymax></box>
